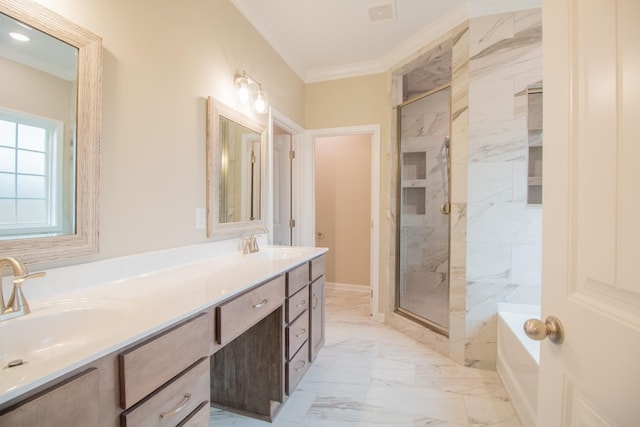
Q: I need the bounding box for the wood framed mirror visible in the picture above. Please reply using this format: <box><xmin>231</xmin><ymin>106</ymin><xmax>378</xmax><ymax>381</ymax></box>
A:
<box><xmin>0</xmin><ymin>0</ymin><xmax>102</xmax><ymax>264</ymax></box>
<box><xmin>206</xmin><ymin>97</ymin><xmax>266</xmax><ymax>237</ymax></box>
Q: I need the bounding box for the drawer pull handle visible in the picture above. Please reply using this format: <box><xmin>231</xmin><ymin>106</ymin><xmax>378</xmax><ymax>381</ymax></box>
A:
<box><xmin>159</xmin><ymin>393</ymin><xmax>191</xmax><ymax>419</ymax></box>
<box><xmin>295</xmin><ymin>360</ymin><xmax>306</xmax><ymax>372</ymax></box>
<box><xmin>296</xmin><ymin>328</ymin><xmax>307</xmax><ymax>338</ymax></box>
<box><xmin>253</xmin><ymin>299</ymin><xmax>269</xmax><ymax>309</ymax></box>
<box><xmin>312</xmin><ymin>293</ymin><xmax>319</xmax><ymax>309</ymax></box>
<box><xmin>296</xmin><ymin>299</ymin><xmax>306</xmax><ymax>308</ymax></box>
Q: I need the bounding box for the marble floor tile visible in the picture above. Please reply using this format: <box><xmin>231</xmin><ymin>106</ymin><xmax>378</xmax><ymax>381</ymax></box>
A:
<box><xmin>210</xmin><ymin>288</ymin><xmax>520</xmax><ymax>427</ymax></box>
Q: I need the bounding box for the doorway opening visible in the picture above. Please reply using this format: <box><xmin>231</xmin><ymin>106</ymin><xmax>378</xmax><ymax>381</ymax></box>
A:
<box><xmin>309</xmin><ymin>126</ymin><xmax>381</xmax><ymax>319</ymax></box>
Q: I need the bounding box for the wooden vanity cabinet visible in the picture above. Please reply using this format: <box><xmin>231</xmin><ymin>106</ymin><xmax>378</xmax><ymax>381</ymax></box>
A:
<box><xmin>0</xmin><ymin>369</ymin><xmax>100</xmax><ymax>427</ymax></box>
<box><xmin>309</xmin><ymin>255</ymin><xmax>326</xmax><ymax>362</ymax></box>
<box><xmin>284</xmin><ymin>262</ymin><xmax>311</xmax><ymax>394</ymax></box>
<box><xmin>210</xmin><ymin>274</ymin><xmax>286</xmax><ymax>421</ymax></box>
<box><xmin>119</xmin><ymin>313</ymin><xmax>211</xmax><ymax>426</ymax></box>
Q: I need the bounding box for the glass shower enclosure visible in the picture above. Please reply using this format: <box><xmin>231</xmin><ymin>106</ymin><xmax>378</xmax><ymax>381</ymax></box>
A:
<box><xmin>397</xmin><ymin>86</ymin><xmax>451</xmax><ymax>335</ymax></box>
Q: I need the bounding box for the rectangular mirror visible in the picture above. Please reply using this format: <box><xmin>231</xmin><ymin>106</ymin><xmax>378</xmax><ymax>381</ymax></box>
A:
<box><xmin>206</xmin><ymin>97</ymin><xmax>266</xmax><ymax>237</ymax></box>
<box><xmin>0</xmin><ymin>0</ymin><xmax>101</xmax><ymax>264</ymax></box>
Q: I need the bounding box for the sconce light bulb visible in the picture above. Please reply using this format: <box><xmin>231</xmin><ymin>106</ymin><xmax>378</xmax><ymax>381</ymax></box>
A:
<box><xmin>238</xmin><ymin>84</ymin><xmax>250</xmax><ymax>104</ymax></box>
<box><xmin>253</xmin><ymin>90</ymin><xmax>268</xmax><ymax>114</ymax></box>
<box><xmin>235</xmin><ymin>74</ymin><xmax>251</xmax><ymax>105</ymax></box>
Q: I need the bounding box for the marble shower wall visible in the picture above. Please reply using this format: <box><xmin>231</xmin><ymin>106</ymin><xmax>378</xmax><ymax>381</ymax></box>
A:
<box><xmin>465</xmin><ymin>9</ymin><xmax>542</xmax><ymax>369</ymax></box>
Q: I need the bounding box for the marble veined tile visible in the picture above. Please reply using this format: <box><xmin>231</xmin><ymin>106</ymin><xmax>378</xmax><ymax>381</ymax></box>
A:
<box><xmin>469</xmin><ymin>14</ymin><xmax>514</xmax><ymax>57</ymax></box>
<box><xmin>466</xmin><ymin>242</ymin><xmax>512</xmax><ymax>285</ymax></box>
<box><xmin>464</xmin><ymin>395</ymin><xmax>521</xmax><ymax>427</ymax></box>
<box><xmin>468</xmin><ymin>80</ymin><xmax>514</xmax><ymax>123</ymax></box>
<box><xmin>514</xmin><ymin>9</ymin><xmax>541</xmax><ymax>35</ymax></box>
<box><xmin>467</xmin><ymin>163</ymin><xmax>514</xmax><ymax>204</ymax></box>
<box><xmin>467</xmin><ymin>202</ymin><xmax>541</xmax><ymax>244</ymax></box>
<box><xmin>364</xmin><ymin>389</ymin><xmax>469</xmax><ymax>425</ymax></box>
<box><xmin>511</xmin><ymin>243</ymin><xmax>541</xmax><ymax>286</ymax></box>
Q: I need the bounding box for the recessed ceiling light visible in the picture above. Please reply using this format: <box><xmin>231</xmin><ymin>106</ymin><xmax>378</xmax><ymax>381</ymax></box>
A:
<box><xmin>9</xmin><ymin>32</ymin><xmax>30</xmax><ymax>42</ymax></box>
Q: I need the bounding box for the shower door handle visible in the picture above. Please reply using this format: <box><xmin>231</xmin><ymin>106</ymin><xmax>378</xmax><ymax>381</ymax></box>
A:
<box><xmin>440</xmin><ymin>202</ymin><xmax>450</xmax><ymax>215</ymax></box>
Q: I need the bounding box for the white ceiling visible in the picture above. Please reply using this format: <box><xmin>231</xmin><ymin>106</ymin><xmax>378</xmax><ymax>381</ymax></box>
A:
<box><xmin>230</xmin><ymin>0</ymin><xmax>541</xmax><ymax>83</ymax></box>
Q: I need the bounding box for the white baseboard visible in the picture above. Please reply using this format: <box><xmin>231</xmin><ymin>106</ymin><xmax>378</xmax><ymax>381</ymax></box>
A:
<box><xmin>325</xmin><ymin>282</ymin><xmax>370</xmax><ymax>293</ymax></box>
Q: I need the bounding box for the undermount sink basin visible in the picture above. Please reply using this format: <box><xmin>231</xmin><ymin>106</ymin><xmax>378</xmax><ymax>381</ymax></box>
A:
<box><xmin>0</xmin><ymin>298</ymin><xmax>138</xmax><ymax>368</ymax></box>
<box><xmin>249</xmin><ymin>247</ymin><xmax>304</xmax><ymax>261</ymax></box>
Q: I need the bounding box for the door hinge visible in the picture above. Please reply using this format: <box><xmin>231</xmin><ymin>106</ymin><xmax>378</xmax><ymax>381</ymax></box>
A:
<box><xmin>289</xmin><ymin>150</ymin><xmax>296</xmax><ymax>160</ymax></box>
<box><xmin>289</xmin><ymin>219</ymin><xmax>296</xmax><ymax>228</ymax></box>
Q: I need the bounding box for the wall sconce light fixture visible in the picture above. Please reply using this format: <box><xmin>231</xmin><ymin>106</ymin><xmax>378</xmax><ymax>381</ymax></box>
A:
<box><xmin>234</xmin><ymin>71</ymin><xmax>269</xmax><ymax>114</ymax></box>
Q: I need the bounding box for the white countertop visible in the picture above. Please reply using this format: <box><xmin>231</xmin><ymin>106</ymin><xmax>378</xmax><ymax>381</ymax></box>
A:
<box><xmin>0</xmin><ymin>244</ymin><xmax>327</xmax><ymax>406</ymax></box>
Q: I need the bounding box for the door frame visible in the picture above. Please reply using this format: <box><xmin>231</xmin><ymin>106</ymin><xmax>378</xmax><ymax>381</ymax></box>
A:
<box><xmin>269</xmin><ymin>108</ymin><xmax>305</xmax><ymax>246</ymax></box>
<box><xmin>305</xmin><ymin>125</ymin><xmax>382</xmax><ymax>321</ymax></box>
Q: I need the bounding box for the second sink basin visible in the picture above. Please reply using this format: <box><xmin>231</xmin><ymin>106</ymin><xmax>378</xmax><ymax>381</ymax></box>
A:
<box><xmin>249</xmin><ymin>247</ymin><xmax>304</xmax><ymax>261</ymax></box>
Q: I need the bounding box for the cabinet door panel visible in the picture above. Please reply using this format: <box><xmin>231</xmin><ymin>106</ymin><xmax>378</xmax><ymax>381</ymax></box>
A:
<box><xmin>0</xmin><ymin>369</ymin><xmax>99</xmax><ymax>427</ymax></box>
<box><xmin>309</xmin><ymin>276</ymin><xmax>325</xmax><ymax>362</ymax></box>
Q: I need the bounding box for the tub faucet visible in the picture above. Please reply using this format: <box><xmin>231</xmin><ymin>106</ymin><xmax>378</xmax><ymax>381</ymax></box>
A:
<box><xmin>0</xmin><ymin>257</ymin><xmax>46</xmax><ymax>321</ymax></box>
<box><xmin>243</xmin><ymin>226</ymin><xmax>269</xmax><ymax>254</ymax></box>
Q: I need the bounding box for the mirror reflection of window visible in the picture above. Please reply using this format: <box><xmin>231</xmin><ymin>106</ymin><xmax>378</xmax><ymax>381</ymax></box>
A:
<box><xmin>0</xmin><ymin>111</ymin><xmax>72</xmax><ymax>238</ymax></box>
<box><xmin>0</xmin><ymin>11</ymin><xmax>79</xmax><ymax>240</ymax></box>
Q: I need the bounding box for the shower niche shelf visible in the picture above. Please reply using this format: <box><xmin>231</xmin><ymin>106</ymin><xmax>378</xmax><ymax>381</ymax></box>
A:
<box><xmin>401</xmin><ymin>151</ymin><xmax>427</xmax><ymax>215</ymax></box>
<box><xmin>402</xmin><ymin>187</ymin><xmax>425</xmax><ymax>215</ymax></box>
<box><xmin>402</xmin><ymin>152</ymin><xmax>426</xmax><ymax>180</ymax></box>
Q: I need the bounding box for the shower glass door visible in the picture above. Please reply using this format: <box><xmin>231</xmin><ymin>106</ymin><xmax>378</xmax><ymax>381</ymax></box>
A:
<box><xmin>397</xmin><ymin>86</ymin><xmax>451</xmax><ymax>334</ymax></box>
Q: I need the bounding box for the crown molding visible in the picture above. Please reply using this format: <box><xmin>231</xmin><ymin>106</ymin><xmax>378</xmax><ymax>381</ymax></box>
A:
<box><xmin>231</xmin><ymin>0</ymin><xmax>541</xmax><ymax>84</ymax></box>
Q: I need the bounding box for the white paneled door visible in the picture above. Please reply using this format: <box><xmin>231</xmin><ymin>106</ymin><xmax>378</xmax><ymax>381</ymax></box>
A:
<box><xmin>540</xmin><ymin>0</ymin><xmax>640</xmax><ymax>425</ymax></box>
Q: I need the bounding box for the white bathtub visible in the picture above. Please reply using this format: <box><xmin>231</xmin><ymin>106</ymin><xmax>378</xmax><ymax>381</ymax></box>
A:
<box><xmin>497</xmin><ymin>303</ymin><xmax>540</xmax><ymax>427</ymax></box>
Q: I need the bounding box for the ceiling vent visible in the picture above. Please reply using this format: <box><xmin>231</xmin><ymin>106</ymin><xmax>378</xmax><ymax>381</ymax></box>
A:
<box><xmin>368</xmin><ymin>2</ymin><xmax>396</xmax><ymax>23</ymax></box>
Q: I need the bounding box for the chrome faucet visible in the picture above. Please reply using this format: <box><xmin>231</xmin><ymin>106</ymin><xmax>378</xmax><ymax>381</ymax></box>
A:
<box><xmin>242</xmin><ymin>226</ymin><xmax>269</xmax><ymax>254</ymax></box>
<box><xmin>0</xmin><ymin>257</ymin><xmax>46</xmax><ymax>321</ymax></box>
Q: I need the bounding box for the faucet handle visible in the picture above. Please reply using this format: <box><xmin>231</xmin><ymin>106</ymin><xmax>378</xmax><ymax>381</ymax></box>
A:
<box><xmin>13</xmin><ymin>271</ymin><xmax>46</xmax><ymax>285</ymax></box>
<box><xmin>7</xmin><ymin>271</ymin><xmax>46</xmax><ymax>315</ymax></box>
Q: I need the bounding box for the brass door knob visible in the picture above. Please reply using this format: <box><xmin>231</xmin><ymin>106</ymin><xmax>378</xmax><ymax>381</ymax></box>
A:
<box><xmin>524</xmin><ymin>316</ymin><xmax>564</xmax><ymax>344</ymax></box>
<box><xmin>440</xmin><ymin>202</ymin><xmax>450</xmax><ymax>215</ymax></box>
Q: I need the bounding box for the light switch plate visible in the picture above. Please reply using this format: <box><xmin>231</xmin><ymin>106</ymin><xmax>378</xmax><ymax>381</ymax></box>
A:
<box><xmin>196</xmin><ymin>208</ymin><xmax>206</xmax><ymax>229</ymax></box>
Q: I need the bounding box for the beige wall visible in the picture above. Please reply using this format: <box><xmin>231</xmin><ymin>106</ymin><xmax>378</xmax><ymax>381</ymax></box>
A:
<box><xmin>315</xmin><ymin>135</ymin><xmax>371</xmax><ymax>287</ymax></box>
<box><xmin>33</xmin><ymin>0</ymin><xmax>304</xmax><ymax>262</ymax></box>
<box><xmin>305</xmin><ymin>74</ymin><xmax>392</xmax><ymax>312</ymax></box>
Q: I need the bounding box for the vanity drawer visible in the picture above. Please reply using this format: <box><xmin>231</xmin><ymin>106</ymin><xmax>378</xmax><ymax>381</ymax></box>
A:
<box><xmin>177</xmin><ymin>401</ymin><xmax>210</xmax><ymax>427</ymax></box>
<box><xmin>286</xmin><ymin>262</ymin><xmax>310</xmax><ymax>296</ymax></box>
<box><xmin>121</xmin><ymin>358</ymin><xmax>209</xmax><ymax>427</ymax></box>
<box><xmin>285</xmin><ymin>285</ymin><xmax>308</xmax><ymax>323</ymax></box>
<box><xmin>0</xmin><ymin>368</ymin><xmax>99</xmax><ymax>427</ymax></box>
<box><xmin>310</xmin><ymin>255</ymin><xmax>325</xmax><ymax>281</ymax></box>
<box><xmin>119</xmin><ymin>313</ymin><xmax>209</xmax><ymax>409</ymax></box>
<box><xmin>286</xmin><ymin>308</ymin><xmax>309</xmax><ymax>360</ymax></box>
<box><xmin>285</xmin><ymin>345</ymin><xmax>310</xmax><ymax>395</ymax></box>
<box><xmin>216</xmin><ymin>274</ymin><xmax>285</xmax><ymax>346</ymax></box>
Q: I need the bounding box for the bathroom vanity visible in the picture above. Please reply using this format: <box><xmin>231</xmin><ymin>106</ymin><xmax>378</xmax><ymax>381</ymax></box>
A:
<box><xmin>0</xmin><ymin>246</ymin><xmax>326</xmax><ymax>426</ymax></box>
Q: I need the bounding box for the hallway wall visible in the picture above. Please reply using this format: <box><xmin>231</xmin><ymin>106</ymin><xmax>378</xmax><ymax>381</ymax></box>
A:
<box><xmin>315</xmin><ymin>135</ymin><xmax>371</xmax><ymax>287</ymax></box>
